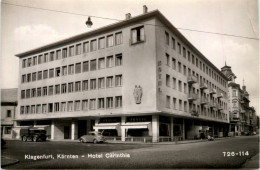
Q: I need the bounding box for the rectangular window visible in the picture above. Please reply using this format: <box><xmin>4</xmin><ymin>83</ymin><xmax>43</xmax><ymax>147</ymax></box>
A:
<box><xmin>131</xmin><ymin>26</ymin><xmax>144</xmax><ymax>44</ymax></box>
<box><xmin>68</xmin><ymin>82</ymin><xmax>74</xmax><ymax>93</ymax></box>
<box><xmin>44</xmin><ymin>53</ymin><xmax>48</xmax><ymax>63</ymax></box>
<box><xmin>27</xmin><ymin>73</ymin><xmax>31</xmax><ymax>82</ymax></box>
<box><xmin>106</xmin><ymin>97</ymin><xmax>113</xmax><ymax>108</ymax></box>
<box><xmin>187</xmin><ymin>51</ymin><xmax>191</xmax><ymax>61</ymax></box>
<box><xmin>172</xmin><ymin>37</ymin><xmax>176</xmax><ymax>50</ymax></box>
<box><xmin>75</xmin><ymin>81</ymin><xmax>81</xmax><ymax>92</ymax></box>
<box><xmin>183</xmin><ymin>47</ymin><xmax>186</xmax><ymax>58</ymax></box>
<box><xmin>90</xmin><ymin>59</ymin><xmax>96</xmax><ymax>71</ymax></box>
<box><xmin>90</xmin><ymin>79</ymin><xmax>96</xmax><ymax>90</ymax></box>
<box><xmin>49</xmin><ymin>103</ymin><xmax>53</xmax><ymax>112</ymax></box>
<box><xmin>178</xmin><ymin>62</ymin><xmax>182</xmax><ymax>73</ymax></box>
<box><xmin>83</xmin><ymin>61</ymin><xmax>89</xmax><ymax>72</ymax></box>
<box><xmin>115</xmin><ymin>32</ymin><xmax>122</xmax><ymax>45</ymax></box>
<box><xmin>184</xmin><ymin>101</ymin><xmax>187</xmax><ymax>112</ymax></box>
<box><xmin>26</xmin><ymin>89</ymin><xmax>30</xmax><ymax>98</ymax></box>
<box><xmin>172</xmin><ymin>77</ymin><xmax>176</xmax><ymax>89</ymax></box>
<box><xmin>115</xmin><ymin>54</ymin><xmax>122</xmax><ymax>66</ymax></box>
<box><xmin>20</xmin><ymin>106</ymin><xmax>25</xmax><ymax>114</ymax></box>
<box><xmin>166</xmin><ymin>96</ymin><xmax>170</xmax><ymax>108</ymax></box>
<box><xmin>61</xmin><ymin>102</ymin><xmax>66</xmax><ymax>112</ymax></box>
<box><xmin>43</xmin><ymin>87</ymin><xmax>47</xmax><ymax>96</ymax></box>
<box><xmin>82</xmin><ymin>80</ymin><xmax>88</xmax><ymax>91</ymax></box>
<box><xmin>31</xmin><ymin>88</ymin><xmax>36</xmax><ymax>97</ymax></box>
<box><xmin>98</xmin><ymin>58</ymin><xmax>105</xmax><ymax>69</ymax></box>
<box><xmin>178</xmin><ymin>43</ymin><xmax>181</xmax><ymax>54</ymax></box>
<box><xmin>38</xmin><ymin>71</ymin><xmax>42</xmax><ymax>80</ymax></box>
<box><xmin>232</xmin><ymin>90</ymin><xmax>236</xmax><ymax>97</ymax></box>
<box><xmin>90</xmin><ymin>99</ymin><xmax>96</xmax><ymax>110</ymax></box>
<box><xmin>166</xmin><ymin>53</ymin><xmax>170</xmax><ymax>66</ymax></box>
<box><xmin>49</xmin><ymin>69</ymin><xmax>54</xmax><ymax>78</ymax></box>
<box><xmin>22</xmin><ymin>59</ymin><xmax>26</xmax><ymax>68</ymax></box>
<box><xmin>106</xmin><ymin>56</ymin><xmax>113</xmax><ymax>68</ymax></box>
<box><xmin>115</xmin><ymin>75</ymin><xmax>122</xmax><ymax>87</ymax></box>
<box><xmin>21</xmin><ymin>90</ymin><xmax>25</xmax><ymax>99</ymax></box>
<box><xmin>5</xmin><ymin>127</ymin><xmax>12</xmax><ymax>134</ymax></box>
<box><xmin>166</xmin><ymin>74</ymin><xmax>170</xmax><ymax>87</ymax></box>
<box><xmin>98</xmin><ymin>78</ymin><xmax>105</xmax><ymax>89</ymax></box>
<box><xmin>62</xmin><ymin>66</ymin><xmax>67</xmax><ymax>76</ymax></box>
<box><xmin>56</xmin><ymin>50</ymin><xmax>61</xmax><ymax>60</ymax></box>
<box><xmin>50</xmin><ymin>52</ymin><xmax>54</xmax><ymax>61</ymax></box>
<box><xmin>43</xmin><ymin>70</ymin><xmax>48</xmax><ymax>79</ymax></box>
<box><xmin>184</xmin><ymin>83</ymin><xmax>187</xmax><ymax>94</ymax></box>
<box><xmin>33</xmin><ymin>56</ymin><xmax>37</xmax><ymax>65</ymax></box>
<box><xmin>173</xmin><ymin>98</ymin><xmax>176</xmax><ymax>109</ymax></box>
<box><xmin>172</xmin><ymin>58</ymin><xmax>176</xmax><ymax>70</ymax></box>
<box><xmin>183</xmin><ymin>65</ymin><xmax>186</xmax><ymax>76</ymax></box>
<box><xmin>90</xmin><ymin>40</ymin><xmax>97</xmax><ymax>51</ymax></box>
<box><xmin>55</xmin><ymin>84</ymin><xmax>60</xmax><ymax>94</ymax></box>
<box><xmin>75</xmin><ymin>101</ymin><xmax>80</xmax><ymax>111</ymax></box>
<box><xmin>31</xmin><ymin>73</ymin><xmax>36</xmax><ymax>81</ymax></box>
<box><xmin>55</xmin><ymin>67</ymin><xmax>60</xmax><ymax>77</ymax></box>
<box><xmin>69</xmin><ymin>46</ymin><xmax>74</xmax><ymax>57</ymax></box>
<box><xmin>62</xmin><ymin>48</ymin><xmax>67</xmax><ymax>58</ymax></box>
<box><xmin>37</xmin><ymin>88</ymin><xmax>41</xmax><ymax>97</ymax></box>
<box><xmin>76</xmin><ymin>44</ymin><xmax>82</xmax><ymax>55</ymax></box>
<box><xmin>178</xmin><ymin>80</ymin><xmax>182</xmax><ymax>92</ymax></box>
<box><xmin>99</xmin><ymin>37</ymin><xmax>105</xmax><ymax>49</ymax></box>
<box><xmin>192</xmin><ymin>55</ymin><xmax>195</xmax><ymax>64</ymax></box>
<box><xmin>68</xmin><ymin>64</ymin><xmax>74</xmax><ymax>75</ymax></box>
<box><xmin>36</xmin><ymin>105</ymin><xmax>41</xmax><ymax>114</ymax></box>
<box><xmin>106</xmin><ymin>76</ymin><xmax>113</xmax><ymax>88</ymax></box>
<box><xmin>82</xmin><ymin>100</ymin><xmax>88</xmax><ymax>110</ymax></box>
<box><xmin>98</xmin><ymin>98</ymin><xmax>105</xmax><ymax>109</ymax></box>
<box><xmin>179</xmin><ymin>100</ymin><xmax>182</xmax><ymax>111</ymax></box>
<box><xmin>27</xmin><ymin>58</ymin><xmax>32</xmax><ymax>67</ymax></box>
<box><xmin>115</xmin><ymin>96</ymin><xmax>122</xmax><ymax>108</ymax></box>
<box><xmin>22</xmin><ymin>75</ymin><xmax>26</xmax><ymax>83</ymax></box>
<box><xmin>83</xmin><ymin>41</ymin><xmax>89</xmax><ymax>53</ymax></box>
<box><xmin>26</xmin><ymin>106</ymin><xmax>30</xmax><ymax>114</ymax></box>
<box><xmin>48</xmin><ymin>86</ymin><xmax>53</xmax><ymax>95</ymax></box>
<box><xmin>54</xmin><ymin>103</ymin><xmax>60</xmax><ymax>112</ymax></box>
<box><xmin>67</xmin><ymin>101</ymin><xmax>73</xmax><ymax>111</ymax></box>
<box><xmin>38</xmin><ymin>55</ymin><xmax>42</xmax><ymax>64</ymax></box>
<box><xmin>75</xmin><ymin>63</ymin><xmax>81</xmax><ymax>73</ymax></box>
<box><xmin>165</xmin><ymin>31</ymin><xmax>169</xmax><ymax>45</ymax></box>
<box><xmin>42</xmin><ymin>104</ymin><xmax>47</xmax><ymax>113</ymax></box>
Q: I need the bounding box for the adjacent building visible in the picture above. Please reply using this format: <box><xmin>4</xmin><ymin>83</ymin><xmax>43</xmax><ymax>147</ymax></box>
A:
<box><xmin>1</xmin><ymin>88</ymin><xmax>18</xmax><ymax>139</ymax></box>
<box><xmin>15</xmin><ymin>7</ymin><xmax>230</xmax><ymax>142</ymax></box>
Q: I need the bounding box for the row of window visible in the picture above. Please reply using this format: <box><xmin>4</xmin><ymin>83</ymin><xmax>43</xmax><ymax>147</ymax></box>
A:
<box><xmin>22</xmin><ymin>32</ymin><xmax>123</xmax><ymax>68</ymax></box>
<box><xmin>165</xmin><ymin>95</ymin><xmax>227</xmax><ymax>120</ymax></box>
<box><xmin>20</xmin><ymin>96</ymin><xmax>123</xmax><ymax>115</ymax></box>
<box><xmin>165</xmin><ymin>31</ymin><xmax>227</xmax><ymax>88</ymax></box>
<box><xmin>21</xmin><ymin>54</ymin><xmax>122</xmax><ymax>83</ymax></box>
<box><xmin>21</xmin><ymin>75</ymin><xmax>123</xmax><ymax>99</ymax></box>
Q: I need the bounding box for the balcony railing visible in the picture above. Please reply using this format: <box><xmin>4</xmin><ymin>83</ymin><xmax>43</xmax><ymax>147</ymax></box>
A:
<box><xmin>187</xmin><ymin>75</ymin><xmax>198</xmax><ymax>84</ymax></box>
<box><xmin>209</xmin><ymin>88</ymin><xmax>217</xmax><ymax>94</ymax></box>
<box><xmin>188</xmin><ymin>93</ymin><xmax>198</xmax><ymax>101</ymax></box>
<box><xmin>200</xmin><ymin>82</ymin><xmax>208</xmax><ymax>89</ymax></box>
<box><xmin>190</xmin><ymin>109</ymin><xmax>199</xmax><ymax>116</ymax></box>
<box><xmin>217</xmin><ymin>104</ymin><xmax>223</xmax><ymax>110</ymax></box>
<box><xmin>200</xmin><ymin>97</ymin><xmax>208</xmax><ymax>105</ymax></box>
<box><xmin>209</xmin><ymin>101</ymin><xmax>217</xmax><ymax>108</ymax></box>
<box><xmin>217</xmin><ymin>92</ymin><xmax>223</xmax><ymax>98</ymax></box>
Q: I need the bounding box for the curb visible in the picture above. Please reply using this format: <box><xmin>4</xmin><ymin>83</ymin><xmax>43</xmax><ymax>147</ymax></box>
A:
<box><xmin>1</xmin><ymin>156</ymin><xmax>19</xmax><ymax>167</ymax></box>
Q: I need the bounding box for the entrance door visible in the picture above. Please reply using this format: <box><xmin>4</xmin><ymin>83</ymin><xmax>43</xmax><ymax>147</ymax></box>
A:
<box><xmin>78</xmin><ymin>120</ymin><xmax>87</xmax><ymax>138</ymax></box>
<box><xmin>64</xmin><ymin>126</ymin><xmax>71</xmax><ymax>139</ymax></box>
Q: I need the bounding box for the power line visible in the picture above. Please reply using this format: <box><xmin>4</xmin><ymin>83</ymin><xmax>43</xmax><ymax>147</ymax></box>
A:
<box><xmin>2</xmin><ymin>1</ymin><xmax>259</xmax><ymax>40</ymax></box>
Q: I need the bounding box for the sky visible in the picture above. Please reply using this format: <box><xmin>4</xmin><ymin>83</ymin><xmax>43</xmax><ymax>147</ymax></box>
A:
<box><xmin>1</xmin><ymin>0</ymin><xmax>259</xmax><ymax>115</ymax></box>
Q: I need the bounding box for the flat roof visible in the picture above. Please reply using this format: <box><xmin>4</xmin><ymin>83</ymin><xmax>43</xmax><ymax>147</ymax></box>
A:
<box><xmin>15</xmin><ymin>10</ymin><xmax>228</xmax><ymax>80</ymax></box>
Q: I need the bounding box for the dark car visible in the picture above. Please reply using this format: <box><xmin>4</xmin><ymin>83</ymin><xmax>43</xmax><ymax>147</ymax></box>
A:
<box><xmin>20</xmin><ymin>128</ymin><xmax>47</xmax><ymax>142</ymax></box>
<box><xmin>79</xmin><ymin>131</ymin><xmax>105</xmax><ymax>144</ymax></box>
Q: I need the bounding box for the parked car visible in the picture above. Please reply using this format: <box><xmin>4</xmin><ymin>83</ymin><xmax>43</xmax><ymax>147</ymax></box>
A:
<box><xmin>20</xmin><ymin>128</ymin><xmax>47</xmax><ymax>142</ymax></box>
<box><xmin>79</xmin><ymin>131</ymin><xmax>105</xmax><ymax>144</ymax></box>
<box><xmin>1</xmin><ymin>138</ymin><xmax>6</xmax><ymax>148</ymax></box>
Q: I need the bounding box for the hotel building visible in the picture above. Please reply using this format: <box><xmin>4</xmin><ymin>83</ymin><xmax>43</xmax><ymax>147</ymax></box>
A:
<box><xmin>15</xmin><ymin>7</ymin><xmax>229</xmax><ymax>142</ymax></box>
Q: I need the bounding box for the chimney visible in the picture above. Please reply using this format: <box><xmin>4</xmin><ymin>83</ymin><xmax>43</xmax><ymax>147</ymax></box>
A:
<box><xmin>143</xmin><ymin>5</ymin><xmax>148</xmax><ymax>14</ymax></box>
<box><xmin>125</xmin><ymin>13</ymin><xmax>131</xmax><ymax>20</ymax></box>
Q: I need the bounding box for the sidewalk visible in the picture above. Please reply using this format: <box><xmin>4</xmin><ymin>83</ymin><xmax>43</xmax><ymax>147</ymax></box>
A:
<box><xmin>241</xmin><ymin>153</ymin><xmax>259</xmax><ymax>169</ymax></box>
<box><xmin>1</xmin><ymin>156</ymin><xmax>19</xmax><ymax>167</ymax></box>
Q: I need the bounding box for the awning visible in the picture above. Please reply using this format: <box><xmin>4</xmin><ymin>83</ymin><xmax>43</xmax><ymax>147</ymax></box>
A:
<box><xmin>121</xmin><ymin>122</ymin><xmax>151</xmax><ymax>129</ymax></box>
<box><xmin>93</xmin><ymin>123</ymin><xmax>120</xmax><ymax>130</ymax></box>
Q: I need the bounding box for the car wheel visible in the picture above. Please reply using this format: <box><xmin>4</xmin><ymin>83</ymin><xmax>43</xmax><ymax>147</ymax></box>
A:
<box><xmin>79</xmin><ymin>138</ymin><xmax>84</xmax><ymax>143</ymax></box>
<box><xmin>33</xmin><ymin>136</ymin><xmax>38</xmax><ymax>142</ymax></box>
<box><xmin>93</xmin><ymin>139</ymin><xmax>97</xmax><ymax>144</ymax></box>
<box><xmin>22</xmin><ymin>136</ymin><xmax>27</xmax><ymax>142</ymax></box>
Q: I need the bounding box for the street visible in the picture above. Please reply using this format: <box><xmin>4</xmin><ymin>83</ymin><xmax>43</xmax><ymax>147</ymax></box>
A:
<box><xmin>2</xmin><ymin>135</ymin><xmax>259</xmax><ymax>169</ymax></box>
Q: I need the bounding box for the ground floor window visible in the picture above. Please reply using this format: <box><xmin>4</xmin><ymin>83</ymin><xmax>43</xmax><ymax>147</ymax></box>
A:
<box><xmin>127</xmin><ymin>129</ymin><xmax>149</xmax><ymax>137</ymax></box>
<box><xmin>173</xmin><ymin>124</ymin><xmax>182</xmax><ymax>136</ymax></box>
<box><xmin>99</xmin><ymin>129</ymin><xmax>118</xmax><ymax>136</ymax></box>
<box><xmin>4</xmin><ymin>127</ymin><xmax>12</xmax><ymax>134</ymax></box>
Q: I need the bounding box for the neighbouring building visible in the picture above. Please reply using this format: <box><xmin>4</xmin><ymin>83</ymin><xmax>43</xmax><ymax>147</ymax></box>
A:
<box><xmin>15</xmin><ymin>6</ymin><xmax>229</xmax><ymax>142</ymax></box>
<box><xmin>1</xmin><ymin>88</ymin><xmax>18</xmax><ymax>139</ymax></box>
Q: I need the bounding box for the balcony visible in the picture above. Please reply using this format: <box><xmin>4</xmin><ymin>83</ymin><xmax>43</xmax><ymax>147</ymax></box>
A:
<box><xmin>217</xmin><ymin>92</ymin><xmax>223</xmax><ymax>98</ymax></box>
<box><xmin>200</xmin><ymin>82</ymin><xmax>208</xmax><ymax>89</ymax></box>
<box><xmin>209</xmin><ymin>101</ymin><xmax>217</xmax><ymax>108</ymax></box>
<box><xmin>209</xmin><ymin>88</ymin><xmax>217</xmax><ymax>94</ymax></box>
<box><xmin>200</xmin><ymin>97</ymin><xmax>208</xmax><ymax>105</ymax></box>
<box><xmin>187</xmin><ymin>75</ymin><xmax>198</xmax><ymax>84</ymax></box>
<box><xmin>217</xmin><ymin>104</ymin><xmax>223</xmax><ymax>110</ymax></box>
<box><xmin>190</xmin><ymin>109</ymin><xmax>199</xmax><ymax>117</ymax></box>
<box><xmin>188</xmin><ymin>93</ymin><xmax>198</xmax><ymax>102</ymax></box>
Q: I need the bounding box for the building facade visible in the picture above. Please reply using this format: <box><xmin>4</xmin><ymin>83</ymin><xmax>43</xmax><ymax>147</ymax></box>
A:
<box><xmin>15</xmin><ymin>7</ymin><xmax>229</xmax><ymax>142</ymax></box>
<box><xmin>1</xmin><ymin>88</ymin><xmax>18</xmax><ymax>139</ymax></box>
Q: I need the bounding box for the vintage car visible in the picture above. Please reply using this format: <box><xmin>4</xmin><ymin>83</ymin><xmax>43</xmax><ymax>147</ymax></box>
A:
<box><xmin>20</xmin><ymin>128</ymin><xmax>47</xmax><ymax>142</ymax></box>
<box><xmin>79</xmin><ymin>131</ymin><xmax>105</xmax><ymax>144</ymax></box>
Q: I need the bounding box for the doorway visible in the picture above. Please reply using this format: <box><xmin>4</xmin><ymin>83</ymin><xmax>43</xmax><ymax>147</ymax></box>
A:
<box><xmin>78</xmin><ymin>120</ymin><xmax>87</xmax><ymax>138</ymax></box>
<box><xmin>64</xmin><ymin>126</ymin><xmax>71</xmax><ymax>139</ymax></box>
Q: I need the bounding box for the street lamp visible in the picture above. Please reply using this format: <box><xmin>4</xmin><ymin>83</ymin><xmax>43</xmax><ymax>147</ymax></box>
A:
<box><xmin>86</xmin><ymin>17</ymin><xmax>93</xmax><ymax>28</ymax></box>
